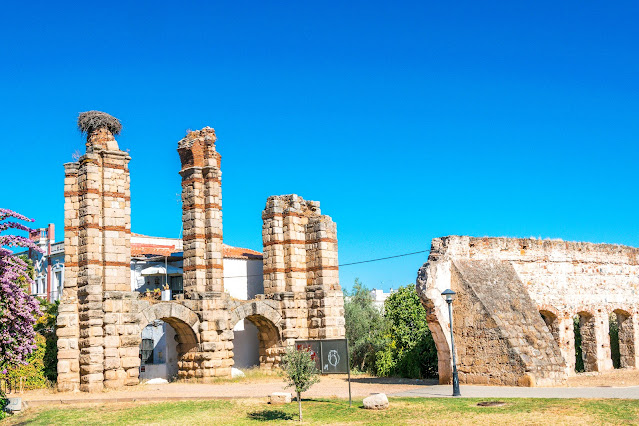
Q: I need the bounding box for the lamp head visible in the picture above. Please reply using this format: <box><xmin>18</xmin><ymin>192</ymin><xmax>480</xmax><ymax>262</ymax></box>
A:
<box><xmin>441</xmin><ymin>288</ymin><xmax>456</xmax><ymax>303</ymax></box>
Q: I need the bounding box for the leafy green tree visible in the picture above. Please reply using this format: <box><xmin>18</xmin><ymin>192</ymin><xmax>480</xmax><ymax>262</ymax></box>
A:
<box><xmin>35</xmin><ymin>299</ymin><xmax>59</xmax><ymax>381</ymax></box>
<box><xmin>281</xmin><ymin>345</ymin><xmax>320</xmax><ymax>422</ymax></box>
<box><xmin>376</xmin><ymin>285</ymin><xmax>438</xmax><ymax>378</ymax></box>
<box><xmin>344</xmin><ymin>279</ymin><xmax>388</xmax><ymax>372</ymax></box>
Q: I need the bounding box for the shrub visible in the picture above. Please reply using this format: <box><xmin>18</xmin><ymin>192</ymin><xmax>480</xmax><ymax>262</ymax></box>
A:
<box><xmin>0</xmin><ymin>334</ymin><xmax>49</xmax><ymax>390</ymax></box>
<box><xmin>344</xmin><ymin>279</ymin><xmax>388</xmax><ymax>372</ymax></box>
<box><xmin>281</xmin><ymin>345</ymin><xmax>320</xmax><ymax>422</ymax></box>
<box><xmin>375</xmin><ymin>285</ymin><xmax>438</xmax><ymax>378</ymax></box>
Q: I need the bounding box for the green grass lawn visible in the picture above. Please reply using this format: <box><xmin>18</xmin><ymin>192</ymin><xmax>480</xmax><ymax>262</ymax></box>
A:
<box><xmin>4</xmin><ymin>397</ymin><xmax>639</xmax><ymax>425</ymax></box>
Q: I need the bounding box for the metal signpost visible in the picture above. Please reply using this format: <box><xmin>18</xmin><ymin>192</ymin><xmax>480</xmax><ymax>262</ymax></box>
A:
<box><xmin>295</xmin><ymin>338</ymin><xmax>352</xmax><ymax>407</ymax></box>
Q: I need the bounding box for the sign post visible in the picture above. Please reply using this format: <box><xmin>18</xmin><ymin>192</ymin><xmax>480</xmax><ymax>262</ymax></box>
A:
<box><xmin>295</xmin><ymin>338</ymin><xmax>351</xmax><ymax>407</ymax></box>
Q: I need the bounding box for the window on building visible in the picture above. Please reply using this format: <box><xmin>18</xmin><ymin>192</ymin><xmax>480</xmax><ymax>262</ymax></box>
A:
<box><xmin>140</xmin><ymin>338</ymin><xmax>154</xmax><ymax>365</ymax></box>
<box><xmin>170</xmin><ymin>276</ymin><xmax>183</xmax><ymax>295</ymax></box>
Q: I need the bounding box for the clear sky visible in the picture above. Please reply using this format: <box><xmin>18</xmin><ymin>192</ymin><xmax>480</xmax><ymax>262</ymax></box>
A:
<box><xmin>1</xmin><ymin>1</ymin><xmax>638</xmax><ymax>293</ymax></box>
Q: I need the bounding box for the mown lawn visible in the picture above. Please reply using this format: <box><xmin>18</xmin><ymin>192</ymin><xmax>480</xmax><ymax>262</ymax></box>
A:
<box><xmin>4</xmin><ymin>397</ymin><xmax>639</xmax><ymax>425</ymax></box>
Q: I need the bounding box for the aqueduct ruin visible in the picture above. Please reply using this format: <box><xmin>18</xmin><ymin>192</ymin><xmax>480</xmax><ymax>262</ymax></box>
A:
<box><xmin>56</xmin><ymin>114</ymin><xmax>345</xmax><ymax>392</ymax></box>
<box><xmin>417</xmin><ymin>236</ymin><xmax>639</xmax><ymax>386</ymax></box>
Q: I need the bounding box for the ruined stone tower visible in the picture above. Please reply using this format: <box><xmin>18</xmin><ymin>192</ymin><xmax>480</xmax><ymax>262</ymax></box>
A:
<box><xmin>56</xmin><ymin>116</ymin><xmax>345</xmax><ymax>392</ymax></box>
<box><xmin>177</xmin><ymin>127</ymin><xmax>224</xmax><ymax>295</ymax></box>
<box><xmin>57</xmin><ymin>113</ymin><xmax>135</xmax><ymax>392</ymax></box>
<box><xmin>262</xmin><ymin>195</ymin><xmax>344</xmax><ymax>344</ymax></box>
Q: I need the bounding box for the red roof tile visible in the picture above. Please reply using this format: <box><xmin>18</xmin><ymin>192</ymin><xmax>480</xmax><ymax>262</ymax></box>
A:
<box><xmin>131</xmin><ymin>241</ymin><xmax>262</xmax><ymax>260</ymax></box>
<box><xmin>131</xmin><ymin>244</ymin><xmax>176</xmax><ymax>257</ymax></box>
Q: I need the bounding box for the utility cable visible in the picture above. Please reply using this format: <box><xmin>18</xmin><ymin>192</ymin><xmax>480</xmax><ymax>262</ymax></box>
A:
<box><xmin>221</xmin><ymin>249</ymin><xmax>429</xmax><ymax>279</ymax></box>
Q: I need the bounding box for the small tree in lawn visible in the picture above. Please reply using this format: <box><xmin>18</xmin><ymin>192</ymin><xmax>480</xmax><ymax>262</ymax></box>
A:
<box><xmin>281</xmin><ymin>345</ymin><xmax>320</xmax><ymax>422</ymax></box>
<box><xmin>0</xmin><ymin>209</ymin><xmax>42</xmax><ymax>391</ymax></box>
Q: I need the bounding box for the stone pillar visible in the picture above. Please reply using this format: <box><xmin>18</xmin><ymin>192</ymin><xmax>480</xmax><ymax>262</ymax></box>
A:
<box><xmin>177</xmin><ymin>128</ymin><xmax>229</xmax><ymax>379</ymax></box>
<box><xmin>262</xmin><ymin>197</ymin><xmax>286</xmax><ymax>294</ymax></box>
<box><xmin>178</xmin><ymin>128</ymin><xmax>223</xmax><ymax>295</ymax></box>
<box><xmin>282</xmin><ymin>197</ymin><xmax>307</xmax><ymax>294</ymax></box>
<box><xmin>579</xmin><ymin>312</ymin><xmax>613</xmax><ymax>372</ymax></box>
<box><xmin>56</xmin><ymin>163</ymin><xmax>81</xmax><ymax>392</ymax></box>
<box><xmin>306</xmin><ymin>214</ymin><xmax>345</xmax><ymax>340</ymax></box>
<box><xmin>618</xmin><ymin>311</ymin><xmax>638</xmax><ymax>368</ymax></box>
<box><xmin>60</xmin><ymin>120</ymin><xmax>134</xmax><ymax>392</ymax></box>
<box><xmin>262</xmin><ymin>195</ymin><xmax>345</xmax><ymax>344</ymax></box>
<box><xmin>202</xmin><ymin>134</ymin><xmax>223</xmax><ymax>294</ymax></box>
<box><xmin>558</xmin><ymin>315</ymin><xmax>575</xmax><ymax>375</ymax></box>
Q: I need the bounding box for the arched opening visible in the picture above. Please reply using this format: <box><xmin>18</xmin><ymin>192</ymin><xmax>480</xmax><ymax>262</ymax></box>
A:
<box><xmin>137</xmin><ymin>303</ymin><xmax>200</xmax><ymax>382</ymax></box>
<box><xmin>574</xmin><ymin>312</ymin><xmax>597</xmax><ymax>372</ymax></box>
<box><xmin>540</xmin><ymin>310</ymin><xmax>560</xmax><ymax>347</ymax></box>
<box><xmin>612</xmin><ymin>309</ymin><xmax>635</xmax><ymax>369</ymax></box>
<box><xmin>140</xmin><ymin>320</ymin><xmax>179</xmax><ymax>381</ymax></box>
<box><xmin>229</xmin><ymin>301</ymin><xmax>283</xmax><ymax>371</ymax></box>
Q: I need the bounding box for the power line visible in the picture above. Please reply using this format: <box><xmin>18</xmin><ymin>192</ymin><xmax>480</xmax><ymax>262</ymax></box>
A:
<box><xmin>222</xmin><ymin>249</ymin><xmax>429</xmax><ymax>279</ymax></box>
<box><xmin>338</xmin><ymin>250</ymin><xmax>429</xmax><ymax>267</ymax></box>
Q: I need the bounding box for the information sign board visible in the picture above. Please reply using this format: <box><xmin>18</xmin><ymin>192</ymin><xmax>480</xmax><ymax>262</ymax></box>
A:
<box><xmin>295</xmin><ymin>339</ymin><xmax>349</xmax><ymax>374</ymax></box>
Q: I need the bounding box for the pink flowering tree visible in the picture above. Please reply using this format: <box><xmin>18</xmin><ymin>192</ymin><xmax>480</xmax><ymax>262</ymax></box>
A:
<box><xmin>0</xmin><ymin>209</ymin><xmax>42</xmax><ymax>381</ymax></box>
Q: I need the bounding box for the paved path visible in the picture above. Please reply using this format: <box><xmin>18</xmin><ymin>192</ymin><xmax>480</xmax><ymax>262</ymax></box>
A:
<box><xmin>391</xmin><ymin>384</ymin><xmax>639</xmax><ymax>399</ymax></box>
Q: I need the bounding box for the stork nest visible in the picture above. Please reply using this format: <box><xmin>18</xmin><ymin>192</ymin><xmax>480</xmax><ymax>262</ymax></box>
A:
<box><xmin>77</xmin><ymin>111</ymin><xmax>122</xmax><ymax>136</ymax></box>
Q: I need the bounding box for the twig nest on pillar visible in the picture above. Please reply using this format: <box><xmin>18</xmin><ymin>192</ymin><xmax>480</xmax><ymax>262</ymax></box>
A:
<box><xmin>77</xmin><ymin>110</ymin><xmax>122</xmax><ymax>136</ymax></box>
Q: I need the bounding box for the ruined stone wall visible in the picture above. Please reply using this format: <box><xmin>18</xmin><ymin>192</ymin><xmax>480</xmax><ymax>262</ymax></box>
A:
<box><xmin>57</xmin><ymin>122</ymin><xmax>346</xmax><ymax>392</ymax></box>
<box><xmin>262</xmin><ymin>195</ymin><xmax>345</xmax><ymax>346</ymax></box>
<box><xmin>417</xmin><ymin>235</ymin><xmax>639</xmax><ymax>386</ymax></box>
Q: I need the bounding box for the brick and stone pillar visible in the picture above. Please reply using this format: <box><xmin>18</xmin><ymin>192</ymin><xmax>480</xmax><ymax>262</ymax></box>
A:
<box><xmin>262</xmin><ymin>195</ymin><xmax>345</xmax><ymax>345</ymax></box>
<box><xmin>306</xmin><ymin>213</ymin><xmax>345</xmax><ymax>340</ymax></box>
<box><xmin>57</xmin><ymin>113</ymin><xmax>134</xmax><ymax>392</ymax></box>
<box><xmin>56</xmin><ymin>163</ymin><xmax>81</xmax><ymax>392</ymax></box>
<box><xmin>177</xmin><ymin>127</ymin><xmax>229</xmax><ymax>379</ymax></box>
<box><xmin>178</xmin><ymin>128</ymin><xmax>223</xmax><ymax>295</ymax></box>
<box><xmin>262</xmin><ymin>197</ymin><xmax>287</xmax><ymax>294</ymax></box>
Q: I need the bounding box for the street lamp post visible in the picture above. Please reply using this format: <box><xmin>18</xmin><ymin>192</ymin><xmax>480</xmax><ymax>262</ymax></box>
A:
<box><xmin>441</xmin><ymin>288</ymin><xmax>461</xmax><ymax>397</ymax></box>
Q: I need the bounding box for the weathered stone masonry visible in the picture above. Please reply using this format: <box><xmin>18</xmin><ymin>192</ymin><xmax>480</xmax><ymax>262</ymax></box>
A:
<box><xmin>57</xmin><ymin>119</ymin><xmax>345</xmax><ymax>392</ymax></box>
<box><xmin>57</xmin><ymin>127</ymin><xmax>135</xmax><ymax>392</ymax></box>
<box><xmin>417</xmin><ymin>236</ymin><xmax>639</xmax><ymax>386</ymax></box>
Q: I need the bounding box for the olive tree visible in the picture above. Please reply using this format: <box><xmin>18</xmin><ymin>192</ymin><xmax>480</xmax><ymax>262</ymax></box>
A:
<box><xmin>281</xmin><ymin>345</ymin><xmax>320</xmax><ymax>422</ymax></box>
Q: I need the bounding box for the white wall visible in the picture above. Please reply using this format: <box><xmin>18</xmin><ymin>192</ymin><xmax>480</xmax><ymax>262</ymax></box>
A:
<box><xmin>224</xmin><ymin>258</ymin><xmax>264</xmax><ymax>300</ymax></box>
<box><xmin>232</xmin><ymin>319</ymin><xmax>260</xmax><ymax>368</ymax></box>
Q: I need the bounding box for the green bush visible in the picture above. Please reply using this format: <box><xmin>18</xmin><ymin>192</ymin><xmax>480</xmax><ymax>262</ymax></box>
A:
<box><xmin>375</xmin><ymin>285</ymin><xmax>438</xmax><ymax>379</ymax></box>
<box><xmin>0</xmin><ymin>333</ymin><xmax>49</xmax><ymax>390</ymax></box>
<box><xmin>344</xmin><ymin>280</ymin><xmax>438</xmax><ymax>379</ymax></box>
<box><xmin>0</xmin><ymin>299</ymin><xmax>58</xmax><ymax>390</ymax></box>
<box><xmin>344</xmin><ymin>279</ymin><xmax>388</xmax><ymax>373</ymax></box>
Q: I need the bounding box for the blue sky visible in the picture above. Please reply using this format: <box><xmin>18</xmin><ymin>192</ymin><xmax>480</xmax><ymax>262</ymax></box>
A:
<box><xmin>1</xmin><ymin>1</ymin><xmax>638</xmax><ymax>292</ymax></box>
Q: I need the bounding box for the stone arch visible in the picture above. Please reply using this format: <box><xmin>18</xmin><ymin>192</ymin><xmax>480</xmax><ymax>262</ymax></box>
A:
<box><xmin>137</xmin><ymin>303</ymin><xmax>200</xmax><ymax>359</ymax></box>
<box><xmin>229</xmin><ymin>301</ymin><xmax>283</xmax><ymax>369</ymax></box>
<box><xmin>612</xmin><ymin>309</ymin><xmax>636</xmax><ymax>368</ymax></box>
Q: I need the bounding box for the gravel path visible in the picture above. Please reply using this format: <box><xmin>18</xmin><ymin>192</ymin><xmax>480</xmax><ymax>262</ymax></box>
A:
<box><xmin>18</xmin><ymin>371</ymin><xmax>639</xmax><ymax>406</ymax></box>
<box><xmin>19</xmin><ymin>376</ymin><xmax>430</xmax><ymax>406</ymax></box>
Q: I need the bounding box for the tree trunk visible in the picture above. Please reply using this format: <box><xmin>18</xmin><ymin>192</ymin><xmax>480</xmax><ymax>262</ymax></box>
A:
<box><xmin>297</xmin><ymin>391</ymin><xmax>302</xmax><ymax>422</ymax></box>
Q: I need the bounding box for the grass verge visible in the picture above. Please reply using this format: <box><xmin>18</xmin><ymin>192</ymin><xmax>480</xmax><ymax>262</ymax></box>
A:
<box><xmin>4</xmin><ymin>397</ymin><xmax>639</xmax><ymax>425</ymax></box>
